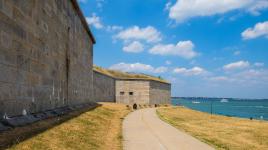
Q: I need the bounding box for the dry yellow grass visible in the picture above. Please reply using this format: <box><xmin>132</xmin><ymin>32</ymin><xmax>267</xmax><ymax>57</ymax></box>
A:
<box><xmin>157</xmin><ymin>107</ymin><xmax>268</xmax><ymax>150</ymax></box>
<box><xmin>93</xmin><ymin>65</ymin><xmax>169</xmax><ymax>84</ymax></box>
<box><xmin>8</xmin><ymin>103</ymin><xmax>130</xmax><ymax>150</ymax></box>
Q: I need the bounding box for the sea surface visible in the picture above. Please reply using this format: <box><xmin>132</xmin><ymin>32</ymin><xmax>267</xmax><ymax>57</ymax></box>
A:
<box><xmin>172</xmin><ymin>98</ymin><xmax>268</xmax><ymax>121</ymax></box>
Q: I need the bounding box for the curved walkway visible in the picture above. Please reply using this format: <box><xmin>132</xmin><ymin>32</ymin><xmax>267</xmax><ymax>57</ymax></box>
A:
<box><xmin>123</xmin><ymin>108</ymin><xmax>214</xmax><ymax>150</ymax></box>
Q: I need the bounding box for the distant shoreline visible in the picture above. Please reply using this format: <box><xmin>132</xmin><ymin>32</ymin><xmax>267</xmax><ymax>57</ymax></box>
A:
<box><xmin>171</xmin><ymin>98</ymin><xmax>268</xmax><ymax>121</ymax></box>
<box><xmin>171</xmin><ymin>97</ymin><xmax>268</xmax><ymax>101</ymax></box>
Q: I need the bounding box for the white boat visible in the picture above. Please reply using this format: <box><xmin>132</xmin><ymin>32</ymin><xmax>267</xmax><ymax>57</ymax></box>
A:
<box><xmin>220</xmin><ymin>99</ymin><xmax>229</xmax><ymax>103</ymax></box>
<box><xmin>192</xmin><ymin>101</ymin><xmax>200</xmax><ymax>104</ymax></box>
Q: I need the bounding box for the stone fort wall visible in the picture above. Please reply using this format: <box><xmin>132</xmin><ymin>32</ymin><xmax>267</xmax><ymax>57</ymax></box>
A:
<box><xmin>93</xmin><ymin>71</ymin><xmax>115</xmax><ymax>102</ymax></box>
<box><xmin>0</xmin><ymin>0</ymin><xmax>94</xmax><ymax>117</ymax></box>
<box><xmin>149</xmin><ymin>80</ymin><xmax>171</xmax><ymax>104</ymax></box>
<box><xmin>115</xmin><ymin>80</ymin><xmax>150</xmax><ymax>105</ymax></box>
<box><xmin>115</xmin><ymin>79</ymin><xmax>170</xmax><ymax>105</ymax></box>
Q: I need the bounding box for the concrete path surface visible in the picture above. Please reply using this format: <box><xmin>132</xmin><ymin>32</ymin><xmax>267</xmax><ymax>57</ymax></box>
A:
<box><xmin>123</xmin><ymin>108</ymin><xmax>214</xmax><ymax>150</ymax></box>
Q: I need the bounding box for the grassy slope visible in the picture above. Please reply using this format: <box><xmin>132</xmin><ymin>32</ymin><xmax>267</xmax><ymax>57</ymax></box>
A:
<box><xmin>93</xmin><ymin>66</ymin><xmax>169</xmax><ymax>84</ymax></box>
<box><xmin>9</xmin><ymin>103</ymin><xmax>130</xmax><ymax>150</ymax></box>
<box><xmin>157</xmin><ymin>107</ymin><xmax>268</xmax><ymax>150</ymax></box>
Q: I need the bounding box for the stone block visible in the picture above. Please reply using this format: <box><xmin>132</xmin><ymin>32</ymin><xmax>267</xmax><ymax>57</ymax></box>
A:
<box><xmin>16</xmin><ymin>70</ymin><xmax>30</xmax><ymax>85</ymax></box>
<box><xmin>0</xmin><ymin>0</ymin><xmax>2</xmax><ymax>10</ymax></box>
<box><xmin>13</xmin><ymin>0</ymin><xmax>34</xmax><ymax>17</ymax></box>
<box><xmin>41</xmin><ymin>76</ymin><xmax>53</xmax><ymax>86</ymax></box>
<box><xmin>1</xmin><ymin>0</ymin><xmax>13</xmax><ymax>18</ymax></box>
<box><xmin>3</xmin><ymin>51</ymin><xmax>17</xmax><ymax>66</ymax></box>
<box><xmin>40</xmin><ymin>20</ymin><xmax>48</xmax><ymax>33</ymax></box>
<box><xmin>30</xmin><ymin>47</ymin><xmax>41</xmax><ymax>60</ymax></box>
<box><xmin>31</xmin><ymin>86</ymin><xmax>52</xmax><ymax>111</ymax></box>
<box><xmin>0</xmin><ymin>30</ymin><xmax>12</xmax><ymax>49</ymax></box>
<box><xmin>30</xmin><ymin>72</ymin><xmax>41</xmax><ymax>86</ymax></box>
<box><xmin>0</xmin><ymin>64</ymin><xmax>17</xmax><ymax>83</ymax></box>
<box><xmin>51</xmin><ymin>1</ymin><xmax>57</xmax><ymax>14</ymax></box>
<box><xmin>31</xmin><ymin>61</ymin><xmax>46</xmax><ymax>75</ymax></box>
<box><xmin>43</xmin><ymin>2</ymin><xmax>52</xmax><ymax>17</ymax></box>
<box><xmin>17</xmin><ymin>54</ymin><xmax>31</xmax><ymax>71</ymax></box>
<box><xmin>15</xmin><ymin>85</ymin><xmax>32</xmax><ymax>101</ymax></box>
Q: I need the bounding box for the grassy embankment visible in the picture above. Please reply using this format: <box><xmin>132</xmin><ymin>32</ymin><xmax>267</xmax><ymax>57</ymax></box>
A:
<box><xmin>157</xmin><ymin>107</ymin><xmax>268</xmax><ymax>150</ymax></box>
<box><xmin>93</xmin><ymin>65</ymin><xmax>169</xmax><ymax>84</ymax></box>
<box><xmin>7</xmin><ymin>103</ymin><xmax>130</xmax><ymax>150</ymax></box>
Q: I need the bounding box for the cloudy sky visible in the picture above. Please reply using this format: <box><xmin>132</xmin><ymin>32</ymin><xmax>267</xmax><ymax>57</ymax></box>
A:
<box><xmin>78</xmin><ymin>0</ymin><xmax>268</xmax><ymax>99</ymax></box>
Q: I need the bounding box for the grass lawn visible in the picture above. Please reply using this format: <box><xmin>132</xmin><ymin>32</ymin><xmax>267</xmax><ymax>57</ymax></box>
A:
<box><xmin>157</xmin><ymin>106</ymin><xmax>268</xmax><ymax>150</ymax></box>
<box><xmin>7</xmin><ymin>103</ymin><xmax>130</xmax><ymax>150</ymax></box>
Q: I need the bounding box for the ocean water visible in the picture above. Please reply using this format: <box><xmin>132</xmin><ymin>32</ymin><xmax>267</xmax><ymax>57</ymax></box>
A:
<box><xmin>172</xmin><ymin>98</ymin><xmax>268</xmax><ymax>121</ymax></box>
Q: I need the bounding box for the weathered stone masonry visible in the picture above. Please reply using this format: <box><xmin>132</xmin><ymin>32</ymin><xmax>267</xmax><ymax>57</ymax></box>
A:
<box><xmin>93</xmin><ymin>71</ymin><xmax>115</xmax><ymax>102</ymax></box>
<box><xmin>116</xmin><ymin>80</ymin><xmax>150</xmax><ymax>104</ymax></box>
<box><xmin>149</xmin><ymin>80</ymin><xmax>171</xmax><ymax>104</ymax></box>
<box><xmin>0</xmin><ymin>0</ymin><xmax>95</xmax><ymax>118</ymax></box>
<box><xmin>93</xmin><ymin>68</ymin><xmax>171</xmax><ymax>105</ymax></box>
<box><xmin>116</xmin><ymin>79</ymin><xmax>171</xmax><ymax>105</ymax></box>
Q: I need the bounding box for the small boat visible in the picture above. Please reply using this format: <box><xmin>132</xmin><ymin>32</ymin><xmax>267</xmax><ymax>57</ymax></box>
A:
<box><xmin>221</xmin><ymin>99</ymin><xmax>229</xmax><ymax>103</ymax></box>
<box><xmin>192</xmin><ymin>101</ymin><xmax>200</xmax><ymax>104</ymax></box>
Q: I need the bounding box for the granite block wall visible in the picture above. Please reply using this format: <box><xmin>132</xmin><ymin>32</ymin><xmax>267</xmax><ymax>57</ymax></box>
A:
<box><xmin>115</xmin><ymin>80</ymin><xmax>150</xmax><ymax>105</ymax></box>
<box><xmin>115</xmin><ymin>79</ymin><xmax>170</xmax><ymax>105</ymax></box>
<box><xmin>149</xmin><ymin>81</ymin><xmax>171</xmax><ymax>104</ymax></box>
<box><xmin>0</xmin><ymin>0</ymin><xmax>94</xmax><ymax>118</ymax></box>
<box><xmin>93</xmin><ymin>71</ymin><xmax>115</xmax><ymax>102</ymax></box>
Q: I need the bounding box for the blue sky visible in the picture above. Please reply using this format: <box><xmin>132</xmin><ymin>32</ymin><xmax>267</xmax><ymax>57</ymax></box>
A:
<box><xmin>78</xmin><ymin>0</ymin><xmax>268</xmax><ymax>99</ymax></box>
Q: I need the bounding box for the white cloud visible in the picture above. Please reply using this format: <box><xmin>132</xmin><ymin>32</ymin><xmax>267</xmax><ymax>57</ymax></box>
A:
<box><xmin>242</xmin><ymin>21</ymin><xmax>268</xmax><ymax>40</ymax></box>
<box><xmin>115</xmin><ymin>26</ymin><xmax>162</xmax><ymax>43</ymax></box>
<box><xmin>149</xmin><ymin>41</ymin><xmax>198</xmax><ymax>59</ymax></box>
<box><xmin>109</xmin><ymin>62</ymin><xmax>167</xmax><ymax>73</ymax></box>
<box><xmin>165</xmin><ymin>2</ymin><xmax>172</xmax><ymax>11</ymax></box>
<box><xmin>168</xmin><ymin>0</ymin><xmax>268</xmax><ymax>23</ymax></box>
<box><xmin>209</xmin><ymin>76</ymin><xmax>231</xmax><ymax>82</ymax></box>
<box><xmin>85</xmin><ymin>13</ymin><xmax>124</xmax><ymax>32</ymax></box>
<box><xmin>223</xmin><ymin>61</ymin><xmax>250</xmax><ymax>71</ymax></box>
<box><xmin>208</xmin><ymin>69</ymin><xmax>268</xmax><ymax>85</ymax></box>
<box><xmin>154</xmin><ymin>67</ymin><xmax>168</xmax><ymax>73</ymax></box>
<box><xmin>173</xmin><ymin>66</ymin><xmax>207</xmax><ymax>76</ymax></box>
<box><xmin>234</xmin><ymin>69</ymin><xmax>268</xmax><ymax>80</ymax></box>
<box><xmin>168</xmin><ymin>0</ymin><xmax>252</xmax><ymax>23</ymax></box>
<box><xmin>254</xmin><ymin>62</ymin><xmax>264</xmax><ymax>67</ymax></box>
<box><xmin>123</xmin><ymin>41</ymin><xmax>144</xmax><ymax>53</ymax></box>
<box><xmin>165</xmin><ymin>60</ymin><xmax>172</xmax><ymax>65</ymax></box>
<box><xmin>86</xmin><ymin>13</ymin><xmax>103</xmax><ymax>29</ymax></box>
<box><xmin>106</xmin><ymin>25</ymin><xmax>123</xmax><ymax>32</ymax></box>
<box><xmin>234</xmin><ymin>51</ymin><xmax>241</xmax><ymax>56</ymax></box>
<box><xmin>247</xmin><ymin>0</ymin><xmax>268</xmax><ymax>16</ymax></box>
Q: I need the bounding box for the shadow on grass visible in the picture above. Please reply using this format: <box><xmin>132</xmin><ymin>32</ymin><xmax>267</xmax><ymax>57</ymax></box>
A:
<box><xmin>0</xmin><ymin>103</ymin><xmax>102</xmax><ymax>150</ymax></box>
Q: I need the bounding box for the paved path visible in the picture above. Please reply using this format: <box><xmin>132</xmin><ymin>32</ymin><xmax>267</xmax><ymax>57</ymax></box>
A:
<box><xmin>123</xmin><ymin>108</ymin><xmax>214</xmax><ymax>150</ymax></box>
